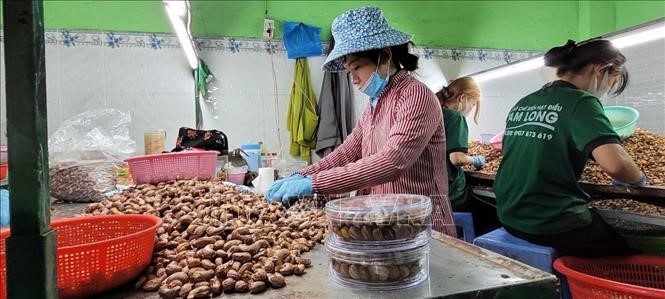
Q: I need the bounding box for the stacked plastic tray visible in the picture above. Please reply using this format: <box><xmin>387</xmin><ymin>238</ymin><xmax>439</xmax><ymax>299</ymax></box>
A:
<box><xmin>324</xmin><ymin>194</ymin><xmax>433</xmax><ymax>290</ymax></box>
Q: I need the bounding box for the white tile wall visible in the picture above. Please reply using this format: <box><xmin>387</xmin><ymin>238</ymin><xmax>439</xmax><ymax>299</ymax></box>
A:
<box><xmin>472</xmin><ymin>38</ymin><xmax>665</xmax><ymax>140</ymax></box>
<box><xmin>58</xmin><ymin>45</ymin><xmax>108</xmax><ymax>118</ymax></box>
<box><xmin>5</xmin><ymin>29</ymin><xmax>660</xmax><ymax>162</ymax></box>
<box><xmin>45</xmin><ymin>45</ymin><xmax>63</xmax><ymax>133</ymax></box>
<box><xmin>468</xmin><ymin>69</ymin><xmax>546</xmax><ymax>139</ymax></box>
<box><xmin>610</xmin><ymin>38</ymin><xmax>665</xmax><ymax>134</ymax></box>
<box><xmin>1</xmin><ymin>31</ymin><xmax>196</xmax><ymax>154</ymax></box>
<box><xmin>3</xmin><ymin>29</ymin><xmax>538</xmax><ymax>158</ymax></box>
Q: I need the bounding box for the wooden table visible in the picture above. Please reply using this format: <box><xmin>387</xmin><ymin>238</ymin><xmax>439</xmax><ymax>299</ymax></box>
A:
<box><xmin>50</xmin><ymin>203</ymin><xmax>560</xmax><ymax>299</ymax></box>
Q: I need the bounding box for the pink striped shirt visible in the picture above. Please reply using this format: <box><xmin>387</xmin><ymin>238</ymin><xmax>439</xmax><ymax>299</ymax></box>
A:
<box><xmin>299</xmin><ymin>71</ymin><xmax>455</xmax><ymax>236</ymax></box>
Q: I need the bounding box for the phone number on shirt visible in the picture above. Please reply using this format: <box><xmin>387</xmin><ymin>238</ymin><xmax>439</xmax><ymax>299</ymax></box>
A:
<box><xmin>506</xmin><ymin>130</ymin><xmax>553</xmax><ymax>140</ymax></box>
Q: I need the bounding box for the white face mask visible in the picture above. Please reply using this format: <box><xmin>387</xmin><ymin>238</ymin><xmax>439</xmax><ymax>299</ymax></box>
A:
<box><xmin>587</xmin><ymin>69</ymin><xmax>611</xmax><ymax>100</ymax></box>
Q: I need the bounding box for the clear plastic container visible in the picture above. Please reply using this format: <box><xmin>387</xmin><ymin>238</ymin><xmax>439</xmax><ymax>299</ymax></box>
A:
<box><xmin>216</xmin><ymin>155</ymin><xmax>229</xmax><ymax>176</ymax></box>
<box><xmin>325</xmin><ymin>194</ymin><xmax>432</xmax><ymax>246</ymax></box>
<box><xmin>143</xmin><ymin>130</ymin><xmax>166</xmax><ymax>155</ymax></box>
<box><xmin>326</xmin><ymin>236</ymin><xmax>430</xmax><ymax>290</ymax></box>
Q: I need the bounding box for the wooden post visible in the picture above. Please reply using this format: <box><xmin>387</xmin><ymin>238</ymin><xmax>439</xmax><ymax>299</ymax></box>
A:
<box><xmin>2</xmin><ymin>1</ymin><xmax>58</xmax><ymax>298</ymax></box>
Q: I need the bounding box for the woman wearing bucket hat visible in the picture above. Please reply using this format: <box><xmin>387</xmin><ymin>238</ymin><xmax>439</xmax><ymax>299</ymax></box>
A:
<box><xmin>268</xmin><ymin>6</ymin><xmax>455</xmax><ymax>235</ymax></box>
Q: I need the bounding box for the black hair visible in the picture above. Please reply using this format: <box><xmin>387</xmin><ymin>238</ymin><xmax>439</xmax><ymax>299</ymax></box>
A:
<box><xmin>544</xmin><ymin>39</ymin><xmax>629</xmax><ymax>95</ymax></box>
<box><xmin>350</xmin><ymin>42</ymin><xmax>419</xmax><ymax>71</ymax></box>
<box><xmin>327</xmin><ymin>36</ymin><xmax>335</xmax><ymax>54</ymax></box>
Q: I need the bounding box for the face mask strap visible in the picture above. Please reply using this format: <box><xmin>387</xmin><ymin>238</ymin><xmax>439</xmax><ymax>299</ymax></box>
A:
<box><xmin>599</xmin><ymin>69</ymin><xmax>610</xmax><ymax>93</ymax></box>
<box><xmin>589</xmin><ymin>73</ymin><xmax>598</xmax><ymax>92</ymax></box>
<box><xmin>375</xmin><ymin>53</ymin><xmax>390</xmax><ymax>79</ymax></box>
<box><xmin>598</xmin><ymin>63</ymin><xmax>614</xmax><ymax>84</ymax></box>
<box><xmin>601</xmin><ymin>64</ymin><xmax>624</xmax><ymax>95</ymax></box>
<box><xmin>359</xmin><ymin>53</ymin><xmax>391</xmax><ymax>101</ymax></box>
<box><xmin>588</xmin><ymin>65</ymin><xmax>612</xmax><ymax>99</ymax></box>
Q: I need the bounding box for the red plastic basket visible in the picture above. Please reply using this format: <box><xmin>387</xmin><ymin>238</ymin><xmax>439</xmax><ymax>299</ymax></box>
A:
<box><xmin>554</xmin><ymin>255</ymin><xmax>665</xmax><ymax>299</ymax></box>
<box><xmin>126</xmin><ymin>150</ymin><xmax>218</xmax><ymax>184</ymax></box>
<box><xmin>0</xmin><ymin>164</ymin><xmax>6</xmax><ymax>180</ymax></box>
<box><xmin>0</xmin><ymin>215</ymin><xmax>161</xmax><ymax>299</ymax></box>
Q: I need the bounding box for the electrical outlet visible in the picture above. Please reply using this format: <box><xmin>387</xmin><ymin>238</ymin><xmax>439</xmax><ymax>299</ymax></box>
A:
<box><xmin>263</xmin><ymin>18</ymin><xmax>275</xmax><ymax>39</ymax></box>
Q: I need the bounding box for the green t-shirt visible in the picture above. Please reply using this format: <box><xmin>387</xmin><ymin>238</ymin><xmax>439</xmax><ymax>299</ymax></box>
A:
<box><xmin>443</xmin><ymin>108</ymin><xmax>470</xmax><ymax>210</ymax></box>
<box><xmin>494</xmin><ymin>81</ymin><xmax>619</xmax><ymax>235</ymax></box>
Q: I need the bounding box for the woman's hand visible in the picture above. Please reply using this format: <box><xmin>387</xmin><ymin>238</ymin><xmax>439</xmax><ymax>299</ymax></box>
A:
<box><xmin>266</xmin><ymin>174</ymin><xmax>304</xmax><ymax>201</ymax></box>
<box><xmin>268</xmin><ymin>177</ymin><xmax>313</xmax><ymax>207</ymax></box>
<box><xmin>592</xmin><ymin>143</ymin><xmax>645</xmax><ymax>186</ymax></box>
<box><xmin>612</xmin><ymin>172</ymin><xmax>648</xmax><ymax>187</ymax></box>
<box><xmin>471</xmin><ymin>155</ymin><xmax>486</xmax><ymax>169</ymax></box>
<box><xmin>449</xmin><ymin>152</ymin><xmax>485</xmax><ymax>169</ymax></box>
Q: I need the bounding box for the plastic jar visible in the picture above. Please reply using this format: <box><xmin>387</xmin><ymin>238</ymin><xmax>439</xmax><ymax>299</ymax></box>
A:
<box><xmin>144</xmin><ymin>130</ymin><xmax>166</xmax><ymax>155</ymax></box>
<box><xmin>326</xmin><ymin>235</ymin><xmax>430</xmax><ymax>290</ymax></box>
<box><xmin>325</xmin><ymin>194</ymin><xmax>432</xmax><ymax>246</ymax></box>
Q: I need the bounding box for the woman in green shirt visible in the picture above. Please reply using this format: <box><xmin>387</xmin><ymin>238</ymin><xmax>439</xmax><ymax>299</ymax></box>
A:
<box><xmin>437</xmin><ymin>77</ymin><xmax>498</xmax><ymax>234</ymax></box>
<box><xmin>494</xmin><ymin>39</ymin><xmax>646</xmax><ymax>256</ymax></box>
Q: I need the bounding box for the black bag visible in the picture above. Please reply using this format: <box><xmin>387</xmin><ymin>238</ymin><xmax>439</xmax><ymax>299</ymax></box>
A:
<box><xmin>172</xmin><ymin>127</ymin><xmax>228</xmax><ymax>155</ymax></box>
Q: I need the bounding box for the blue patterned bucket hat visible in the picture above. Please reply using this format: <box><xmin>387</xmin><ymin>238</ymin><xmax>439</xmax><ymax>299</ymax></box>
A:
<box><xmin>322</xmin><ymin>6</ymin><xmax>413</xmax><ymax>72</ymax></box>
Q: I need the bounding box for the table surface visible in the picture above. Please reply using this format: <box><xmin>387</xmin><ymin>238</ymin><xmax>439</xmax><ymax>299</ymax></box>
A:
<box><xmin>50</xmin><ymin>203</ymin><xmax>558</xmax><ymax>299</ymax></box>
<box><xmin>465</xmin><ymin>171</ymin><xmax>665</xmax><ymax>202</ymax></box>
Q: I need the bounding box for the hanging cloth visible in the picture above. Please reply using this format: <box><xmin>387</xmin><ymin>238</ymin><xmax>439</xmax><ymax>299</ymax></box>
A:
<box><xmin>194</xmin><ymin>59</ymin><xmax>213</xmax><ymax>129</ymax></box>
<box><xmin>287</xmin><ymin>58</ymin><xmax>319</xmax><ymax>164</ymax></box>
<box><xmin>315</xmin><ymin>71</ymin><xmax>354</xmax><ymax>158</ymax></box>
<box><xmin>283</xmin><ymin>22</ymin><xmax>323</xmax><ymax>59</ymax></box>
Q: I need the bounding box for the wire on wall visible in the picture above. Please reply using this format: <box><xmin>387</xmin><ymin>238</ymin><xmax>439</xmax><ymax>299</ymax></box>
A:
<box><xmin>265</xmin><ymin>0</ymin><xmax>285</xmax><ymax>158</ymax></box>
<box><xmin>264</xmin><ymin>0</ymin><xmax>269</xmax><ymax>19</ymax></box>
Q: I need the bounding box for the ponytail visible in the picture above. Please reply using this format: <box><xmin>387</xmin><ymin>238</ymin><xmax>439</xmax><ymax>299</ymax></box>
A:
<box><xmin>545</xmin><ymin>39</ymin><xmax>629</xmax><ymax>96</ymax></box>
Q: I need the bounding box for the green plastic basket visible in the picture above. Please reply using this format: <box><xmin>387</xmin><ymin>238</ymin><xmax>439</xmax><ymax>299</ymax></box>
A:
<box><xmin>596</xmin><ymin>209</ymin><xmax>665</xmax><ymax>256</ymax></box>
<box><xmin>620</xmin><ymin>233</ymin><xmax>665</xmax><ymax>256</ymax></box>
<box><xmin>604</xmin><ymin>106</ymin><xmax>639</xmax><ymax>140</ymax></box>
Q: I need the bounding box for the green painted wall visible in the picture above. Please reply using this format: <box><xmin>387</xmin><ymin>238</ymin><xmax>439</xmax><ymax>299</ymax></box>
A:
<box><xmin>44</xmin><ymin>1</ymin><xmax>172</xmax><ymax>33</ymax></box>
<box><xmin>578</xmin><ymin>1</ymin><xmax>665</xmax><ymax>39</ymax></box>
<box><xmin>1</xmin><ymin>0</ymin><xmax>663</xmax><ymax>50</ymax></box>
<box><xmin>614</xmin><ymin>1</ymin><xmax>665</xmax><ymax>31</ymax></box>
<box><xmin>0</xmin><ymin>1</ymin><xmax>172</xmax><ymax>33</ymax></box>
<box><xmin>579</xmin><ymin>1</ymin><xmax>615</xmax><ymax>39</ymax></box>
<box><xmin>191</xmin><ymin>1</ymin><xmax>580</xmax><ymax>50</ymax></box>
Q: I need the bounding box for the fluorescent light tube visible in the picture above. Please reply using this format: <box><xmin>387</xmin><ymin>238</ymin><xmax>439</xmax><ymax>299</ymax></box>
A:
<box><xmin>472</xmin><ymin>57</ymin><xmax>543</xmax><ymax>83</ymax></box>
<box><xmin>164</xmin><ymin>2</ymin><xmax>199</xmax><ymax>69</ymax></box>
<box><xmin>471</xmin><ymin>21</ymin><xmax>664</xmax><ymax>83</ymax></box>
<box><xmin>611</xmin><ymin>24</ymin><xmax>665</xmax><ymax>48</ymax></box>
<box><xmin>164</xmin><ymin>0</ymin><xmax>187</xmax><ymax>17</ymax></box>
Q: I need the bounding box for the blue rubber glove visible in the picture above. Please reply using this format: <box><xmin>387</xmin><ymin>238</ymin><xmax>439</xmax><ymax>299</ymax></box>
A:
<box><xmin>471</xmin><ymin>155</ymin><xmax>486</xmax><ymax>170</ymax></box>
<box><xmin>0</xmin><ymin>190</ymin><xmax>9</xmax><ymax>227</ymax></box>
<box><xmin>266</xmin><ymin>174</ymin><xmax>304</xmax><ymax>201</ymax></box>
<box><xmin>612</xmin><ymin>172</ymin><xmax>648</xmax><ymax>188</ymax></box>
<box><xmin>269</xmin><ymin>177</ymin><xmax>313</xmax><ymax>207</ymax></box>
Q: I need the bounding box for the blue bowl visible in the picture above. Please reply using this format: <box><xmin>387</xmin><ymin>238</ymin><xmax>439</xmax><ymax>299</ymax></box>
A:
<box><xmin>604</xmin><ymin>106</ymin><xmax>639</xmax><ymax>140</ymax></box>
